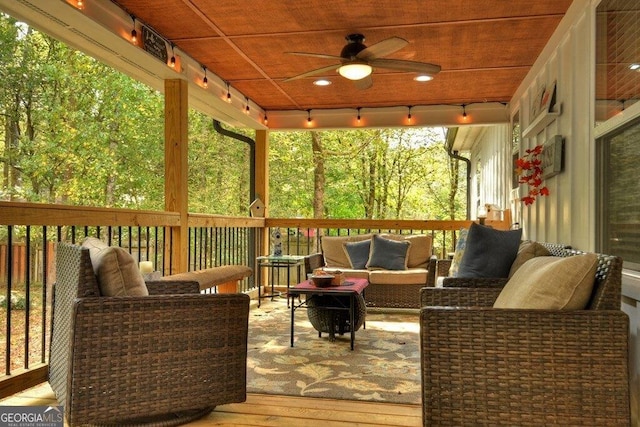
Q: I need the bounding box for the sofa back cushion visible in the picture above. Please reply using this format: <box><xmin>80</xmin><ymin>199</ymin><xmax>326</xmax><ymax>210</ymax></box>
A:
<box><xmin>366</xmin><ymin>234</ymin><xmax>411</xmax><ymax>271</ymax></box>
<box><xmin>380</xmin><ymin>234</ymin><xmax>432</xmax><ymax>268</ymax></box>
<box><xmin>449</xmin><ymin>228</ymin><xmax>469</xmax><ymax>277</ymax></box>
<box><xmin>494</xmin><ymin>253</ymin><xmax>598</xmax><ymax>309</ymax></box>
<box><xmin>508</xmin><ymin>241</ymin><xmax>551</xmax><ymax>277</ymax></box>
<box><xmin>322</xmin><ymin>234</ymin><xmax>373</xmax><ymax>269</ymax></box>
<box><xmin>82</xmin><ymin>237</ymin><xmax>149</xmax><ymax>297</ymax></box>
<box><xmin>343</xmin><ymin>239</ymin><xmax>372</xmax><ymax>269</ymax></box>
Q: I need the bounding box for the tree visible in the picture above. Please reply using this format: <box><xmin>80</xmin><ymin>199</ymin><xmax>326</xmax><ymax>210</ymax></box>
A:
<box><xmin>310</xmin><ymin>131</ymin><xmax>325</xmax><ymax>219</ymax></box>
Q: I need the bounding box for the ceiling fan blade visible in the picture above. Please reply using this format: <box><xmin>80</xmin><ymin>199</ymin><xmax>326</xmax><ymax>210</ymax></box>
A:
<box><xmin>356</xmin><ymin>37</ymin><xmax>408</xmax><ymax>61</ymax></box>
<box><xmin>286</xmin><ymin>51</ymin><xmax>345</xmax><ymax>61</ymax></box>
<box><xmin>354</xmin><ymin>75</ymin><xmax>373</xmax><ymax>90</ymax></box>
<box><xmin>369</xmin><ymin>58</ymin><xmax>441</xmax><ymax>74</ymax></box>
<box><xmin>283</xmin><ymin>64</ymin><xmax>340</xmax><ymax>82</ymax></box>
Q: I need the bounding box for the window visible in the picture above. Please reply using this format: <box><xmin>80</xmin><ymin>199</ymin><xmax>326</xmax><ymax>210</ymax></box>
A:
<box><xmin>595</xmin><ymin>0</ymin><xmax>640</xmax><ymax>125</ymax></box>
<box><xmin>598</xmin><ymin>117</ymin><xmax>640</xmax><ymax>270</ymax></box>
<box><xmin>595</xmin><ymin>0</ymin><xmax>640</xmax><ymax>269</ymax></box>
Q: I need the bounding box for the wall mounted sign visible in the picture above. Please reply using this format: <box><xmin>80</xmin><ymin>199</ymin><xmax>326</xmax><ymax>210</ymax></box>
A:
<box><xmin>542</xmin><ymin>135</ymin><xmax>564</xmax><ymax>179</ymax></box>
<box><xmin>142</xmin><ymin>25</ymin><xmax>168</xmax><ymax>64</ymax></box>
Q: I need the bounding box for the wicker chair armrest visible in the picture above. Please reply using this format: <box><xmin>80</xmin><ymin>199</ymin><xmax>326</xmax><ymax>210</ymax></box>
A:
<box><xmin>441</xmin><ymin>277</ymin><xmax>508</xmax><ymax>288</ymax></box>
<box><xmin>436</xmin><ymin>259</ymin><xmax>452</xmax><ymax>277</ymax></box>
<box><xmin>426</xmin><ymin>257</ymin><xmax>437</xmax><ymax>287</ymax></box>
<box><xmin>68</xmin><ymin>293</ymin><xmax>250</xmax><ymax>424</ymax></box>
<box><xmin>145</xmin><ymin>280</ymin><xmax>200</xmax><ymax>295</ymax></box>
<box><xmin>420</xmin><ymin>287</ymin><xmax>501</xmax><ymax>307</ymax></box>
<box><xmin>304</xmin><ymin>253</ymin><xmax>325</xmax><ymax>275</ymax></box>
<box><xmin>420</xmin><ymin>308</ymin><xmax>630</xmax><ymax>425</ymax></box>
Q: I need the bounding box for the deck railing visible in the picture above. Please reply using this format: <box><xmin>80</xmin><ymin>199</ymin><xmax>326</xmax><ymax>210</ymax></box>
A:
<box><xmin>0</xmin><ymin>201</ymin><xmax>510</xmax><ymax>398</ymax></box>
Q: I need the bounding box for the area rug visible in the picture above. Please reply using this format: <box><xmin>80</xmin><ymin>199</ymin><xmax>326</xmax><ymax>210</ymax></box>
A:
<box><xmin>247</xmin><ymin>300</ymin><xmax>421</xmax><ymax>404</ymax></box>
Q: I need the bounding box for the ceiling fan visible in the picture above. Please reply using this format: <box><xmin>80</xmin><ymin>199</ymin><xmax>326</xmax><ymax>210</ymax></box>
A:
<box><xmin>283</xmin><ymin>33</ymin><xmax>441</xmax><ymax>90</ymax></box>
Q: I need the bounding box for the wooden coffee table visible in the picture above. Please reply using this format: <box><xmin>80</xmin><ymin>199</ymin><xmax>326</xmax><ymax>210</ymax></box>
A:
<box><xmin>289</xmin><ymin>277</ymin><xmax>368</xmax><ymax>350</ymax></box>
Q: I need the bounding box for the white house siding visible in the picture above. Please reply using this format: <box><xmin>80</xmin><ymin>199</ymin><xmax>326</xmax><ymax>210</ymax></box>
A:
<box><xmin>467</xmin><ymin>125</ymin><xmax>512</xmax><ymax>221</ymax></box>
<box><xmin>502</xmin><ymin>0</ymin><xmax>639</xmax><ymax>422</ymax></box>
<box><xmin>507</xmin><ymin>3</ymin><xmax>593</xmax><ymax>249</ymax></box>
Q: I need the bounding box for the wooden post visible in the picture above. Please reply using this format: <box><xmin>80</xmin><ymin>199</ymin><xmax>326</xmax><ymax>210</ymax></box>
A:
<box><xmin>164</xmin><ymin>79</ymin><xmax>189</xmax><ymax>274</ymax></box>
<box><xmin>255</xmin><ymin>130</ymin><xmax>270</xmax><ymax>288</ymax></box>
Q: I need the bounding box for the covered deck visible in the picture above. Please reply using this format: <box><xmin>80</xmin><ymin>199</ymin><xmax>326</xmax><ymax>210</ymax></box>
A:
<box><xmin>0</xmin><ymin>0</ymin><xmax>639</xmax><ymax>425</ymax></box>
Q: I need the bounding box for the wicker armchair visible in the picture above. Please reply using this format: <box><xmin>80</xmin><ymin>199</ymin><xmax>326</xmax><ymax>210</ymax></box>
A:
<box><xmin>49</xmin><ymin>242</ymin><xmax>250</xmax><ymax>426</ymax></box>
<box><xmin>420</xmin><ymin>251</ymin><xmax>631</xmax><ymax>426</ymax></box>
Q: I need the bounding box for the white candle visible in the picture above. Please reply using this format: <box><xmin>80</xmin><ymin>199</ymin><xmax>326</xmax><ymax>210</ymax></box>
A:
<box><xmin>139</xmin><ymin>261</ymin><xmax>153</xmax><ymax>274</ymax></box>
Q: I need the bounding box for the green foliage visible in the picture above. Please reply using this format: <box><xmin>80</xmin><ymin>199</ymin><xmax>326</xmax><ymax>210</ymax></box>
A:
<box><xmin>268</xmin><ymin>129</ymin><xmax>466</xmax><ymax>220</ymax></box>
<box><xmin>188</xmin><ymin>114</ymin><xmax>250</xmax><ymax>215</ymax></box>
<box><xmin>0</xmin><ymin>291</ymin><xmax>28</xmax><ymax>310</ymax></box>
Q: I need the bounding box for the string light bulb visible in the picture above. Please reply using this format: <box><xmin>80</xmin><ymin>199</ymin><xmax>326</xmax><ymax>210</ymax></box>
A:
<box><xmin>245</xmin><ymin>97</ymin><xmax>250</xmax><ymax>114</ymax></box>
<box><xmin>169</xmin><ymin>43</ymin><xmax>176</xmax><ymax>68</ymax></box>
<box><xmin>76</xmin><ymin>0</ymin><xmax>84</xmax><ymax>9</ymax></box>
<box><xmin>407</xmin><ymin>106</ymin><xmax>412</xmax><ymax>124</ymax></box>
<box><xmin>306</xmin><ymin>109</ymin><xmax>312</xmax><ymax>126</ymax></box>
<box><xmin>226</xmin><ymin>82</ymin><xmax>232</xmax><ymax>103</ymax></box>
<box><xmin>130</xmin><ymin>16</ymin><xmax>137</xmax><ymax>44</ymax></box>
<box><xmin>462</xmin><ymin>104</ymin><xmax>468</xmax><ymax>121</ymax></box>
<box><xmin>202</xmin><ymin>66</ymin><xmax>208</xmax><ymax>88</ymax></box>
<box><xmin>357</xmin><ymin>107</ymin><xmax>362</xmax><ymax>124</ymax></box>
<box><xmin>264</xmin><ymin>112</ymin><xmax>268</xmax><ymax>126</ymax></box>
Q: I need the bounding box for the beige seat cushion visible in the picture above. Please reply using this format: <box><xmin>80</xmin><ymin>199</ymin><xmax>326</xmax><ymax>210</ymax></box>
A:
<box><xmin>494</xmin><ymin>254</ymin><xmax>598</xmax><ymax>309</ymax></box>
<box><xmin>82</xmin><ymin>237</ymin><xmax>149</xmax><ymax>297</ymax></box>
<box><xmin>321</xmin><ymin>234</ymin><xmax>373</xmax><ymax>268</ymax></box>
<box><xmin>508</xmin><ymin>241</ymin><xmax>551</xmax><ymax>277</ymax></box>
<box><xmin>380</xmin><ymin>234</ymin><xmax>433</xmax><ymax>268</ymax></box>
<box><xmin>368</xmin><ymin>268</ymin><xmax>428</xmax><ymax>285</ymax></box>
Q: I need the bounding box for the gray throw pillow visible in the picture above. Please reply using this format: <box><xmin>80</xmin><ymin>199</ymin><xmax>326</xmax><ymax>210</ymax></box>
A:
<box><xmin>343</xmin><ymin>239</ymin><xmax>371</xmax><ymax>269</ymax></box>
<box><xmin>366</xmin><ymin>234</ymin><xmax>411</xmax><ymax>271</ymax></box>
<box><xmin>457</xmin><ymin>223</ymin><xmax>522</xmax><ymax>278</ymax></box>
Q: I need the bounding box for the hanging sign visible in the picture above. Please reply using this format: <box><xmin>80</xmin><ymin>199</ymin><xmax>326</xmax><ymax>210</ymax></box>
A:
<box><xmin>141</xmin><ymin>25</ymin><xmax>168</xmax><ymax>64</ymax></box>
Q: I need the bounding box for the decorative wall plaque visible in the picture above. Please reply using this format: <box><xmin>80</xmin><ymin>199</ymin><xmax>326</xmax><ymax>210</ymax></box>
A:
<box><xmin>141</xmin><ymin>25</ymin><xmax>168</xmax><ymax>64</ymax></box>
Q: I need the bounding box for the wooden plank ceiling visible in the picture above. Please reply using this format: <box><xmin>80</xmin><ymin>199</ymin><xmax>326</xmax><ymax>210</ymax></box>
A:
<box><xmin>112</xmin><ymin>0</ymin><xmax>573</xmax><ymax>113</ymax></box>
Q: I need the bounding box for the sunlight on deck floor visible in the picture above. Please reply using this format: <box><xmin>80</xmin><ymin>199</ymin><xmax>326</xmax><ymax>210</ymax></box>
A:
<box><xmin>1</xmin><ymin>382</ymin><xmax>421</xmax><ymax>426</ymax></box>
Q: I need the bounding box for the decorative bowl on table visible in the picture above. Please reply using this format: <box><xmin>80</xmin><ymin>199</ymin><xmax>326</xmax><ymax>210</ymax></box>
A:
<box><xmin>311</xmin><ymin>275</ymin><xmax>335</xmax><ymax>287</ymax></box>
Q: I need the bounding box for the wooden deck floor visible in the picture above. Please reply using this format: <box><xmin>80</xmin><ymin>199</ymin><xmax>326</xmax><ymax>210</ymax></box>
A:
<box><xmin>1</xmin><ymin>382</ymin><xmax>422</xmax><ymax>426</ymax></box>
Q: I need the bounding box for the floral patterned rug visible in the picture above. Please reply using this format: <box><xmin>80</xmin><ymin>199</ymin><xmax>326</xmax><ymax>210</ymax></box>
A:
<box><xmin>247</xmin><ymin>299</ymin><xmax>421</xmax><ymax>404</ymax></box>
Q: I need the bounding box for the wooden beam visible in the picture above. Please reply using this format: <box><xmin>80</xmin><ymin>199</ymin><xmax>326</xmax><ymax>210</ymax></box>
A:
<box><xmin>0</xmin><ymin>365</ymin><xmax>48</xmax><ymax>400</ymax></box>
<box><xmin>164</xmin><ymin>79</ymin><xmax>189</xmax><ymax>274</ymax></box>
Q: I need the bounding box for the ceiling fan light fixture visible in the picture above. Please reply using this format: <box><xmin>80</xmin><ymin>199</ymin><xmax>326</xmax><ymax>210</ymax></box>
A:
<box><xmin>338</xmin><ymin>63</ymin><xmax>372</xmax><ymax>80</ymax></box>
<box><xmin>414</xmin><ymin>74</ymin><xmax>433</xmax><ymax>82</ymax></box>
<box><xmin>313</xmin><ymin>79</ymin><xmax>332</xmax><ymax>86</ymax></box>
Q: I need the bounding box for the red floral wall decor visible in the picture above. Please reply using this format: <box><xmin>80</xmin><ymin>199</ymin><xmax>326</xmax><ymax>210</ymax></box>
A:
<box><xmin>516</xmin><ymin>144</ymin><xmax>549</xmax><ymax>205</ymax></box>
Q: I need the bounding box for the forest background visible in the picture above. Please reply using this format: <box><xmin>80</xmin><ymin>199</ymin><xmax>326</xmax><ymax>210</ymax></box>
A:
<box><xmin>0</xmin><ymin>15</ymin><xmax>466</xmax><ymax>221</ymax></box>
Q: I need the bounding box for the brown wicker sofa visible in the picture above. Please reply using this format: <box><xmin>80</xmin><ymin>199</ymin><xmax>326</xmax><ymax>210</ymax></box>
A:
<box><xmin>419</xmin><ymin>247</ymin><xmax>631</xmax><ymax>426</ymax></box>
<box><xmin>49</xmin><ymin>242</ymin><xmax>250</xmax><ymax>426</ymax></box>
<box><xmin>304</xmin><ymin>233</ymin><xmax>435</xmax><ymax>308</ymax></box>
